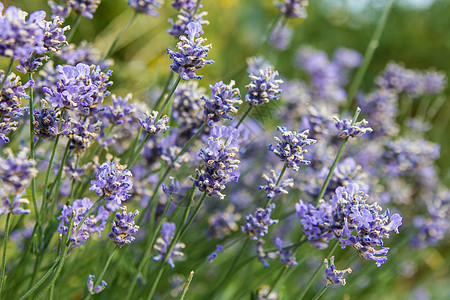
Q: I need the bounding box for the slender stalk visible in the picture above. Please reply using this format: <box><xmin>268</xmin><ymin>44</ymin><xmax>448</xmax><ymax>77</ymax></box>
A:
<box><xmin>104</xmin><ymin>12</ymin><xmax>138</xmax><ymax>58</ymax></box>
<box><xmin>28</xmin><ymin>74</ymin><xmax>39</xmax><ymax>227</ymax></box>
<box><xmin>209</xmin><ymin>238</ymin><xmax>250</xmax><ymax>299</ymax></box>
<box><xmin>0</xmin><ymin>58</ymin><xmax>14</xmax><ymax>90</ymax></box>
<box><xmin>69</xmin><ymin>155</ymin><xmax>79</xmax><ymax>203</ymax></box>
<box><xmin>179</xmin><ymin>271</ymin><xmax>194</xmax><ymax>300</ymax></box>
<box><xmin>314</xmin><ymin>107</ymin><xmax>361</xmax><ymax>206</ymax></box>
<box><xmin>157</xmin><ymin>75</ymin><xmax>181</xmax><ymax>119</ymax></box>
<box><xmin>267</xmin><ymin>266</ymin><xmax>288</xmax><ymax>296</ymax></box>
<box><xmin>235</xmin><ymin>106</ymin><xmax>252</xmax><ymax>129</ymax></box>
<box><xmin>346</xmin><ymin>0</ymin><xmax>395</xmax><ymax>107</ymax></box>
<box><xmin>127</xmin><ymin>133</ymin><xmax>150</xmax><ymax>168</ymax></box>
<box><xmin>0</xmin><ymin>213</ymin><xmax>11</xmax><ymax>296</ymax></box>
<box><xmin>18</xmin><ymin>259</ymin><xmax>60</xmax><ymax>300</ymax></box>
<box><xmin>193</xmin><ymin>0</ymin><xmax>202</xmax><ymax>15</ymax></box>
<box><xmin>48</xmin><ymin>140</ymin><xmax>71</xmax><ymax>217</ymax></box>
<box><xmin>298</xmin><ymin>241</ymin><xmax>339</xmax><ymax>300</ymax></box>
<box><xmin>146</xmin><ymin>192</ymin><xmax>206</xmax><ymax>300</ymax></box>
<box><xmin>179</xmin><ymin>192</ymin><xmax>207</xmax><ymax>238</ymax></box>
<box><xmin>66</xmin><ymin>15</ymin><xmax>82</xmax><ymax>43</ymax></box>
<box><xmin>311</xmin><ymin>285</ymin><xmax>329</xmax><ymax>300</ymax></box>
<box><xmin>84</xmin><ymin>247</ymin><xmax>118</xmax><ymax>300</ymax></box>
<box><xmin>154</xmin><ymin>72</ymin><xmax>175</xmax><ymax>110</ymax></box>
<box><xmin>265</xmin><ymin>164</ymin><xmax>287</xmax><ymax>208</ymax></box>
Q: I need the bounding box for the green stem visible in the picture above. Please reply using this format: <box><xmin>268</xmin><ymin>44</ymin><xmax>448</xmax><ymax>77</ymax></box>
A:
<box><xmin>210</xmin><ymin>238</ymin><xmax>250</xmax><ymax>299</ymax></box>
<box><xmin>193</xmin><ymin>0</ymin><xmax>202</xmax><ymax>15</ymax></box>
<box><xmin>157</xmin><ymin>75</ymin><xmax>181</xmax><ymax>119</ymax></box>
<box><xmin>314</xmin><ymin>107</ymin><xmax>361</xmax><ymax>206</ymax></box>
<box><xmin>69</xmin><ymin>155</ymin><xmax>79</xmax><ymax>203</ymax></box>
<box><xmin>235</xmin><ymin>106</ymin><xmax>252</xmax><ymax>129</ymax></box>
<box><xmin>66</xmin><ymin>15</ymin><xmax>82</xmax><ymax>43</ymax></box>
<box><xmin>18</xmin><ymin>259</ymin><xmax>60</xmax><ymax>300</ymax></box>
<box><xmin>346</xmin><ymin>0</ymin><xmax>395</xmax><ymax>108</ymax></box>
<box><xmin>0</xmin><ymin>58</ymin><xmax>14</xmax><ymax>90</ymax></box>
<box><xmin>0</xmin><ymin>213</ymin><xmax>11</xmax><ymax>296</ymax></box>
<box><xmin>179</xmin><ymin>271</ymin><xmax>194</xmax><ymax>300</ymax></box>
<box><xmin>311</xmin><ymin>285</ymin><xmax>329</xmax><ymax>300</ymax></box>
<box><xmin>103</xmin><ymin>12</ymin><xmax>138</xmax><ymax>59</ymax></box>
<box><xmin>127</xmin><ymin>133</ymin><xmax>150</xmax><ymax>168</ymax></box>
<box><xmin>154</xmin><ymin>72</ymin><xmax>175</xmax><ymax>110</ymax></box>
<box><xmin>179</xmin><ymin>192</ymin><xmax>207</xmax><ymax>239</ymax></box>
<box><xmin>267</xmin><ymin>266</ymin><xmax>288</xmax><ymax>296</ymax></box>
<box><xmin>84</xmin><ymin>247</ymin><xmax>117</xmax><ymax>300</ymax></box>
<box><xmin>298</xmin><ymin>241</ymin><xmax>339</xmax><ymax>300</ymax></box>
<box><xmin>29</xmin><ymin>74</ymin><xmax>39</xmax><ymax>227</ymax></box>
<box><xmin>49</xmin><ymin>140</ymin><xmax>71</xmax><ymax>217</ymax></box>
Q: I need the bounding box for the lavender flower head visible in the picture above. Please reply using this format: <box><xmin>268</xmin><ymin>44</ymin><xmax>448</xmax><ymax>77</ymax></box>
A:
<box><xmin>138</xmin><ymin>111</ymin><xmax>169</xmax><ymax>135</ymax></box>
<box><xmin>87</xmin><ymin>275</ymin><xmax>107</xmax><ymax>294</ymax></box>
<box><xmin>57</xmin><ymin>198</ymin><xmax>110</xmax><ymax>248</ymax></box>
<box><xmin>0</xmin><ymin>72</ymin><xmax>32</xmax><ymax>119</ymax></box>
<box><xmin>64</xmin><ymin>118</ymin><xmax>101</xmax><ymax>154</ymax></box>
<box><xmin>33</xmin><ymin>104</ymin><xmax>65</xmax><ymax>139</ymax></box>
<box><xmin>269</xmin><ymin>127</ymin><xmax>317</xmax><ymax>171</ymax></box>
<box><xmin>43</xmin><ymin>63</ymin><xmax>113</xmax><ymax>114</ymax></box>
<box><xmin>0</xmin><ymin>4</ymin><xmax>46</xmax><ymax>59</ymax></box>
<box><xmin>89</xmin><ymin>161</ymin><xmax>133</xmax><ymax>211</ymax></box>
<box><xmin>275</xmin><ymin>0</ymin><xmax>309</xmax><ymax>19</ymax></box>
<box><xmin>324</xmin><ymin>256</ymin><xmax>352</xmax><ymax>286</ymax></box>
<box><xmin>203</xmin><ymin>80</ymin><xmax>242</xmax><ymax>126</ymax></box>
<box><xmin>128</xmin><ymin>0</ymin><xmax>163</xmax><ymax>16</ymax></box>
<box><xmin>331</xmin><ymin>184</ymin><xmax>403</xmax><ymax>267</ymax></box>
<box><xmin>49</xmin><ymin>0</ymin><xmax>101</xmax><ymax>19</ymax></box>
<box><xmin>0</xmin><ymin>148</ymin><xmax>37</xmax><ymax>195</ymax></box>
<box><xmin>269</xmin><ymin>23</ymin><xmax>293</xmax><ymax>51</ymax></box>
<box><xmin>0</xmin><ymin>190</ymin><xmax>30</xmax><ymax>215</ymax></box>
<box><xmin>172</xmin><ymin>0</ymin><xmax>199</xmax><ymax>11</ymax></box>
<box><xmin>259</xmin><ymin>169</ymin><xmax>294</xmax><ymax>200</ymax></box>
<box><xmin>241</xmin><ymin>204</ymin><xmax>279</xmax><ymax>240</ymax></box>
<box><xmin>207</xmin><ymin>206</ymin><xmax>241</xmax><ymax>239</ymax></box>
<box><xmin>153</xmin><ymin>222</ymin><xmax>185</xmax><ymax>268</ymax></box>
<box><xmin>245</xmin><ymin>67</ymin><xmax>283</xmax><ymax>107</ymax></box>
<box><xmin>101</xmin><ymin>94</ymin><xmax>136</xmax><ymax>126</ymax></box>
<box><xmin>275</xmin><ymin>237</ymin><xmax>297</xmax><ymax>266</ymax></box>
<box><xmin>194</xmin><ymin>125</ymin><xmax>241</xmax><ymax>199</ymax></box>
<box><xmin>334</xmin><ymin>116</ymin><xmax>373</xmax><ymax>139</ymax></box>
<box><xmin>167</xmin><ymin>22</ymin><xmax>214</xmax><ymax>80</ymax></box>
<box><xmin>109</xmin><ymin>206</ymin><xmax>140</xmax><ymax>247</ymax></box>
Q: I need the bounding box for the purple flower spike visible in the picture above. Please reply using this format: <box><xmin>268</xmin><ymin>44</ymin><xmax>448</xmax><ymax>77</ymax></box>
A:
<box><xmin>153</xmin><ymin>222</ymin><xmax>185</xmax><ymax>268</ymax></box>
<box><xmin>0</xmin><ymin>148</ymin><xmax>37</xmax><ymax>195</ymax></box>
<box><xmin>89</xmin><ymin>161</ymin><xmax>133</xmax><ymax>211</ymax></box>
<box><xmin>0</xmin><ymin>191</ymin><xmax>30</xmax><ymax>215</ymax></box>
<box><xmin>87</xmin><ymin>275</ymin><xmax>107</xmax><ymax>294</ymax></box>
<box><xmin>275</xmin><ymin>0</ymin><xmax>309</xmax><ymax>20</ymax></box>
<box><xmin>206</xmin><ymin>245</ymin><xmax>224</xmax><ymax>263</ymax></box>
<box><xmin>275</xmin><ymin>238</ymin><xmax>297</xmax><ymax>266</ymax></box>
<box><xmin>241</xmin><ymin>204</ymin><xmax>279</xmax><ymax>241</ymax></box>
<box><xmin>128</xmin><ymin>0</ymin><xmax>163</xmax><ymax>16</ymax></box>
<box><xmin>138</xmin><ymin>111</ymin><xmax>169</xmax><ymax>135</ymax></box>
<box><xmin>324</xmin><ymin>256</ymin><xmax>352</xmax><ymax>286</ymax></box>
<box><xmin>49</xmin><ymin>0</ymin><xmax>101</xmax><ymax>20</ymax></box>
<box><xmin>167</xmin><ymin>22</ymin><xmax>214</xmax><ymax>80</ymax></box>
<box><xmin>334</xmin><ymin>116</ymin><xmax>373</xmax><ymax>139</ymax></box>
<box><xmin>109</xmin><ymin>206</ymin><xmax>140</xmax><ymax>247</ymax></box>
<box><xmin>269</xmin><ymin>127</ymin><xmax>317</xmax><ymax>171</ymax></box>
<box><xmin>245</xmin><ymin>67</ymin><xmax>283</xmax><ymax>107</ymax></box>
<box><xmin>259</xmin><ymin>169</ymin><xmax>294</xmax><ymax>200</ymax></box>
<box><xmin>203</xmin><ymin>80</ymin><xmax>242</xmax><ymax>126</ymax></box>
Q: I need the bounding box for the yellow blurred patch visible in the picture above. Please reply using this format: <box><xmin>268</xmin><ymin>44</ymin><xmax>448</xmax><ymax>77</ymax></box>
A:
<box><xmin>219</xmin><ymin>0</ymin><xmax>238</xmax><ymax>8</ymax></box>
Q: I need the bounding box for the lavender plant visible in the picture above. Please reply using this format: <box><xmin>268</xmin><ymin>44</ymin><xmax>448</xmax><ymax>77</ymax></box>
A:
<box><xmin>0</xmin><ymin>0</ymin><xmax>448</xmax><ymax>299</ymax></box>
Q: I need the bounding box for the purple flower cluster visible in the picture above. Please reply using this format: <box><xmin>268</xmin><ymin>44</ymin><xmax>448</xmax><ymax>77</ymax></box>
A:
<box><xmin>0</xmin><ymin>72</ymin><xmax>32</xmax><ymax>119</ymax></box>
<box><xmin>259</xmin><ymin>169</ymin><xmax>294</xmax><ymax>200</ymax></box>
<box><xmin>64</xmin><ymin>118</ymin><xmax>101</xmax><ymax>154</ymax></box>
<box><xmin>171</xmin><ymin>0</ymin><xmax>198</xmax><ymax>11</ymax></box>
<box><xmin>206</xmin><ymin>244</ymin><xmax>224</xmax><ymax>263</ymax></box>
<box><xmin>245</xmin><ymin>67</ymin><xmax>283</xmax><ymax>107</ymax></box>
<box><xmin>324</xmin><ymin>256</ymin><xmax>352</xmax><ymax>286</ymax></box>
<box><xmin>89</xmin><ymin>161</ymin><xmax>133</xmax><ymax>211</ymax></box>
<box><xmin>203</xmin><ymin>80</ymin><xmax>242</xmax><ymax>126</ymax></box>
<box><xmin>269</xmin><ymin>23</ymin><xmax>293</xmax><ymax>51</ymax></box>
<box><xmin>269</xmin><ymin>126</ymin><xmax>316</xmax><ymax>171</ymax></box>
<box><xmin>334</xmin><ymin>116</ymin><xmax>373</xmax><ymax>139</ymax></box>
<box><xmin>87</xmin><ymin>275</ymin><xmax>107</xmax><ymax>294</ymax></box>
<box><xmin>167</xmin><ymin>22</ymin><xmax>214</xmax><ymax>80</ymax></box>
<box><xmin>57</xmin><ymin>198</ymin><xmax>109</xmax><ymax>248</ymax></box>
<box><xmin>207</xmin><ymin>206</ymin><xmax>241</xmax><ymax>239</ymax></box>
<box><xmin>49</xmin><ymin>0</ymin><xmax>101</xmax><ymax>20</ymax></box>
<box><xmin>241</xmin><ymin>204</ymin><xmax>279</xmax><ymax>241</ymax></box>
<box><xmin>108</xmin><ymin>206</ymin><xmax>140</xmax><ymax>247</ymax></box>
<box><xmin>153</xmin><ymin>222</ymin><xmax>185</xmax><ymax>268</ymax></box>
<box><xmin>57</xmin><ymin>41</ymin><xmax>113</xmax><ymax>70</ymax></box>
<box><xmin>377</xmin><ymin>62</ymin><xmax>447</xmax><ymax>96</ymax></box>
<box><xmin>275</xmin><ymin>237</ymin><xmax>297</xmax><ymax>266</ymax></box>
<box><xmin>138</xmin><ymin>110</ymin><xmax>170</xmax><ymax>135</ymax></box>
<box><xmin>43</xmin><ymin>63</ymin><xmax>113</xmax><ymax>115</ymax></box>
<box><xmin>194</xmin><ymin>125</ymin><xmax>241</xmax><ymax>199</ymax></box>
<box><xmin>0</xmin><ymin>191</ymin><xmax>30</xmax><ymax>215</ymax></box>
<box><xmin>0</xmin><ymin>148</ymin><xmax>37</xmax><ymax>195</ymax></box>
<box><xmin>275</xmin><ymin>0</ymin><xmax>309</xmax><ymax>19</ymax></box>
<box><xmin>101</xmin><ymin>94</ymin><xmax>136</xmax><ymax>126</ymax></box>
<box><xmin>33</xmin><ymin>105</ymin><xmax>65</xmax><ymax>139</ymax></box>
<box><xmin>128</xmin><ymin>0</ymin><xmax>163</xmax><ymax>16</ymax></box>
<box><xmin>297</xmin><ymin>184</ymin><xmax>403</xmax><ymax>267</ymax></box>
